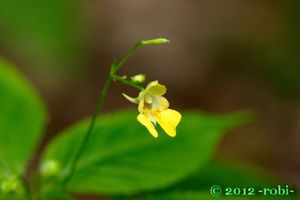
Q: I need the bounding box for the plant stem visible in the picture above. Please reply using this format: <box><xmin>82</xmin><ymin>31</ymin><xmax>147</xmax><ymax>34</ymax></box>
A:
<box><xmin>111</xmin><ymin>42</ymin><xmax>142</xmax><ymax>74</ymax></box>
<box><xmin>61</xmin><ymin>74</ymin><xmax>112</xmax><ymax>188</ymax></box>
<box><xmin>60</xmin><ymin>38</ymin><xmax>168</xmax><ymax>190</ymax></box>
<box><xmin>61</xmin><ymin>41</ymin><xmax>144</xmax><ymax>189</ymax></box>
<box><xmin>20</xmin><ymin>176</ymin><xmax>32</xmax><ymax>200</ymax></box>
<box><xmin>112</xmin><ymin>75</ymin><xmax>144</xmax><ymax>90</ymax></box>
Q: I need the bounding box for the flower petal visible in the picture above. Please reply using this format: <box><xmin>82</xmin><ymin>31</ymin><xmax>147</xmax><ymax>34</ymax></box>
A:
<box><xmin>155</xmin><ymin>109</ymin><xmax>181</xmax><ymax>137</ymax></box>
<box><xmin>145</xmin><ymin>80</ymin><xmax>167</xmax><ymax>96</ymax></box>
<box><xmin>138</xmin><ymin>99</ymin><xmax>145</xmax><ymax>113</ymax></box>
<box><xmin>152</xmin><ymin>96</ymin><xmax>169</xmax><ymax>111</ymax></box>
<box><xmin>137</xmin><ymin>114</ymin><xmax>158</xmax><ymax>138</ymax></box>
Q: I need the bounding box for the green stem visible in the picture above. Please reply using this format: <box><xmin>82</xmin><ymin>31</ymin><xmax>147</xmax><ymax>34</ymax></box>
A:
<box><xmin>20</xmin><ymin>176</ymin><xmax>32</xmax><ymax>200</ymax></box>
<box><xmin>112</xmin><ymin>75</ymin><xmax>144</xmax><ymax>90</ymax></box>
<box><xmin>60</xmin><ymin>38</ymin><xmax>168</xmax><ymax>190</ymax></box>
<box><xmin>61</xmin><ymin>74</ymin><xmax>112</xmax><ymax>188</ymax></box>
<box><xmin>111</xmin><ymin>42</ymin><xmax>143</xmax><ymax>74</ymax></box>
<box><xmin>112</xmin><ymin>38</ymin><xmax>169</xmax><ymax>72</ymax></box>
<box><xmin>60</xmin><ymin>41</ymin><xmax>144</xmax><ymax>189</ymax></box>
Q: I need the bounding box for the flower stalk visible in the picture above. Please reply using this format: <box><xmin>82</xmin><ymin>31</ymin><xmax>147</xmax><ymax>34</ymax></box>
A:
<box><xmin>112</xmin><ymin>74</ymin><xmax>144</xmax><ymax>90</ymax></box>
<box><xmin>20</xmin><ymin>176</ymin><xmax>32</xmax><ymax>200</ymax></box>
<box><xmin>61</xmin><ymin>38</ymin><xmax>169</xmax><ymax>189</ymax></box>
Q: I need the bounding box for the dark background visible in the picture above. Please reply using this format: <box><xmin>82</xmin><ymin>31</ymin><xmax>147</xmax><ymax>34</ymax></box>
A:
<box><xmin>0</xmin><ymin>0</ymin><xmax>299</xmax><ymax>197</ymax></box>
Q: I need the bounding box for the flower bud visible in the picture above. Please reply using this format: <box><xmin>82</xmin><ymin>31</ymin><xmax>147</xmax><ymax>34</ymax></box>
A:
<box><xmin>141</xmin><ymin>38</ymin><xmax>170</xmax><ymax>45</ymax></box>
<box><xmin>1</xmin><ymin>176</ymin><xmax>21</xmax><ymax>194</ymax></box>
<box><xmin>40</xmin><ymin>160</ymin><xmax>60</xmax><ymax>177</ymax></box>
<box><xmin>131</xmin><ymin>74</ymin><xmax>146</xmax><ymax>84</ymax></box>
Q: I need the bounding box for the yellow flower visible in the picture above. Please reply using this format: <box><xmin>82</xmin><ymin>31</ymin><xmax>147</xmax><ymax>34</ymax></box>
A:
<box><xmin>123</xmin><ymin>80</ymin><xmax>181</xmax><ymax>138</ymax></box>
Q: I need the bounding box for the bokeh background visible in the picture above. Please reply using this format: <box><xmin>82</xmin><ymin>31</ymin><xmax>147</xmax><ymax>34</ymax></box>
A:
<box><xmin>0</xmin><ymin>0</ymin><xmax>299</xmax><ymax>198</ymax></box>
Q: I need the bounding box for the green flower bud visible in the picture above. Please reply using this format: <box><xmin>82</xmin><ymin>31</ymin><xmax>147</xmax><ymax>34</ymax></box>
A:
<box><xmin>131</xmin><ymin>74</ymin><xmax>146</xmax><ymax>84</ymax></box>
<box><xmin>141</xmin><ymin>38</ymin><xmax>170</xmax><ymax>45</ymax></box>
<box><xmin>40</xmin><ymin>160</ymin><xmax>60</xmax><ymax>177</ymax></box>
<box><xmin>1</xmin><ymin>176</ymin><xmax>21</xmax><ymax>194</ymax></box>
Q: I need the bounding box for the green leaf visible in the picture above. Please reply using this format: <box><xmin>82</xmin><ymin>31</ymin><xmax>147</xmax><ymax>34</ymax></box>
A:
<box><xmin>141</xmin><ymin>191</ymin><xmax>297</xmax><ymax>200</ymax></box>
<box><xmin>0</xmin><ymin>58</ymin><xmax>47</xmax><ymax>178</ymax></box>
<box><xmin>167</xmin><ymin>161</ymin><xmax>277</xmax><ymax>192</ymax></box>
<box><xmin>142</xmin><ymin>192</ymin><xmax>211</xmax><ymax>200</ymax></box>
<box><xmin>40</xmin><ymin>190</ymin><xmax>76</xmax><ymax>200</ymax></box>
<box><xmin>42</xmin><ymin>110</ymin><xmax>251</xmax><ymax>195</ymax></box>
<box><xmin>140</xmin><ymin>162</ymin><xmax>299</xmax><ymax>200</ymax></box>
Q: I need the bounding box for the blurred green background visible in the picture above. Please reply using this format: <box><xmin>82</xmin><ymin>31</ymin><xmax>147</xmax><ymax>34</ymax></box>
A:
<box><xmin>0</xmin><ymin>0</ymin><xmax>299</xmax><ymax>199</ymax></box>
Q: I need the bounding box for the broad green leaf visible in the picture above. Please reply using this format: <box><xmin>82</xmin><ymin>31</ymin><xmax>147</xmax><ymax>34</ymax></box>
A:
<box><xmin>0</xmin><ymin>59</ymin><xmax>47</xmax><ymax>178</ymax></box>
<box><xmin>167</xmin><ymin>161</ymin><xmax>277</xmax><ymax>192</ymax></box>
<box><xmin>40</xmin><ymin>190</ymin><xmax>76</xmax><ymax>200</ymax></box>
<box><xmin>139</xmin><ymin>162</ymin><xmax>299</xmax><ymax>200</ymax></box>
<box><xmin>141</xmin><ymin>191</ymin><xmax>297</xmax><ymax>200</ymax></box>
<box><xmin>142</xmin><ymin>192</ymin><xmax>211</xmax><ymax>200</ymax></box>
<box><xmin>42</xmin><ymin>110</ymin><xmax>250</xmax><ymax>195</ymax></box>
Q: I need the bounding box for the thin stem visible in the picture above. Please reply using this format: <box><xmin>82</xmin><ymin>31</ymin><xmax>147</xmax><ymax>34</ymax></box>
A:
<box><xmin>60</xmin><ymin>38</ymin><xmax>168</xmax><ymax>190</ymax></box>
<box><xmin>111</xmin><ymin>38</ymin><xmax>169</xmax><ymax>75</ymax></box>
<box><xmin>61</xmin><ymin>75</ymin><xmax>112</xmax><ymax>188</ymax></box>
<box><xmin>112</xmin><ymin>75</ymin><xmax>144</xmax><ymax>90</ymax></box>
<box><xmin>20</xmin><ymin>176</ymin><xmax>32</xmax><ymax>200</ymax></box>
<box><xmin>111</xmin><ymin>42</ymin><xmax>142</xmax><ymax>74</ymax></box>
<box><xmin>61</xmin><ymin>44</ymin><xmax>142</xmax><ymax>188</ymax></box>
